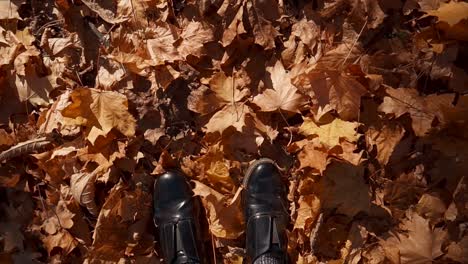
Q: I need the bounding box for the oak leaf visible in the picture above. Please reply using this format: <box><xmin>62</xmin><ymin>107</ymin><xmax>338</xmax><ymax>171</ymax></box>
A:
<box><xmin>299</xmin><ymin>117</ymin><xmax>359</xmax><ymax>148</ymax></box>
<box><xmin>253</xmin><ymin>61</ymin><xmax>307</xmax><ymax>113</ymax></box>
<box><xmin>61</xmin><ymin>88</ymin><xmax>136</xmax><ymax>143</ymax></box>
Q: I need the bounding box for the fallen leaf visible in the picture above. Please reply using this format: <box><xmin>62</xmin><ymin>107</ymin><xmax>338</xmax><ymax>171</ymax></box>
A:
<box><xmin>147</xmin><ymin>22</ymin><xmax>181</xmax><ymax>65</ymax></box>
<box><xmin>253</xmin><ymin>60</ymin><xmax>307</xmax><ymax>112</ymax></box>
<box><xmin>294</xmin><ymin>70</ymin><xmax>368</xmax><ymax>120</ymax></box>
<box><xmin>297</xmin><ymin>143</ymin><xmax>329</xmax><ymax>173</ymax></box>
<box><xmin>385</xmin><ymin>211</ymin><xmax>447</xmax><ymax>264</ymax></box>
<box><xmin>178</xmin><ymin>21</ymin><xmax>214</xmax><ymax>58</ymax></box>
<box><xmin>299</xmin><ymin>117</ymin><xmax>359</xmax><ymax>148</ymax></box>
<box><xmin>204</xmin><ymin>103</ymin><xmax>250</xmax><ymax>134</ymax></box>
<box><xmin>70</xmin><ymin>171</ymin><xmax>99</xmax><ymax>216</ymax></box>
<box><xmin>0</xmin><ymin>0</ymin><xmax>24</xmax><ymax>20</ymax></box>
<box><xmin>378</xmin><ymin>87</ymin><xmax>454</xmax><ymax>136</ymax></box>
<box><xmin>320</xmin><ymin>160</ymin><xmax>371</xmax><ymax>217</ymax></box>
<box><xmin>293</xmin><ymin>194</ymin><xmax>321</xmax><ymax>231</ymax></box>
<box><xmin>61</xmin><ymin>88</ymin><xmax>136</xmax><ymax>142</ymax></box>
<box><xmin>426</xmin><ymin>1</ymin><xmax>468</xmax><ymax>26</ymax></box>
<box><xmin>366</xmin><ymin>122</ymin><xmax>405</xmax><ymax>165</ymax></box>
<box><xmin>192</xmin><ymin>180</ymin><xmax>244</xmax><ymax>239</ymax></box>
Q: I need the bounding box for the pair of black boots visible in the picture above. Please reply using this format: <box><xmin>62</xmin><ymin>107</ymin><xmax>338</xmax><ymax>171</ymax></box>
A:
<box><xmin>153</xmin><ymin>158</ymin><xmax>288</xmax><ymax>264</ymax></box>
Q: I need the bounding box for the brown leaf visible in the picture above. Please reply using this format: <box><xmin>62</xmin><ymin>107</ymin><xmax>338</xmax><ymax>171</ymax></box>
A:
<box><xmin>366</xmin><ymin>122</ymin><xmax>405</xmax><ymax>165</ymax></box>
<box><xmin>80</xmin><ymin>0</ymin><xmax>132</xmax><ymax>24</ymax></box>
<box><xmin>293</xmin><ymin>194</ymin><xmax>321</xmax><ymax>231</ymax></box>
<box><xmin>294</xmin><ymin>70</ymin><xmax>368</xmax><ymax>120</ymax></box>
<box><xmin>299</xmin><ymin>117</ymin><xmax>359</xmax><ymax>148</ymax></box>
<box><xmin>192</xmin><ymin>180</ymin><xmax>244</xmax><ymax>239</ymax></box>
<box><xmin>320</xmin><ymin>160</ymin><xmax>371</xmax><ymax>217</ymax></box>
<box><xmin>426</xmin><ymin>1</ymin><xmax>468</xmax><ymax>26</ymax></box>
<box><xmin>61</xmin><ymin>88</ymin><xmax>136</xmax><ymax>143</ymax></box>
<box><xmin>178</xmin><ymin>21</ymin><xmax>214</xmax><ymax>58</ymax></box>
<box><xmin>245</xmin><ymin>0</ymin><xmax>279</xmax><ymax>50</ymax></box>
<box><xmin>204</xmin><ymin>103</ymin><xmax>250</xmax><ymax>134</ymax></box>
<box><xmin>291</xmin><ymin>18</ymin><xmax>319</xmax><ymax>49</ymax></box>
<box><xmin>70</xmin><ymin>171</ymin><xmax>99</xmax><ymax>216</ymax></box>
<box><xmin>221</xmin><ymin>2</ymin><xmax>246</xmax><ymax>47</ymax></box>
<box><xmin>196</xmin><ymin>145</ymin><xmax>235</xmax><ymax>190</ymax></box>
<box><xmin>43</xmin><ymin>229</ymin><xmax>78</xmax><ymax>255</ymax></box>
<box><xmin>147</xmin><ymin>22</ymin><xmax>181</xmax><ymax>65</ymax></box>
<box><xmin>378</xmin><ymin>87</ymin><xmax>454</xmax><ymax>136</ymax></box>
<box><xmin>253</xmin><ymin>60</ymin><xmax>307</xmax><ymax>112</ymax></box>
<box><xmin>208</xmin><ymin>71</ymin><xmax>250</xmax><ymax>105</ymax></box>
<box><xmin>385</xmin><ymin>211</ymin><xmax>447</xmax><ymax>264</ymax></box>
<box><xmin>297</xmin><ymin>143</ymin><xmax>329</xmax><ymax>173</ymax></box>
<box><xmin>0</xmin><ymin>0</ymin><xmax>24</xmax><ymax>20</ymax></box>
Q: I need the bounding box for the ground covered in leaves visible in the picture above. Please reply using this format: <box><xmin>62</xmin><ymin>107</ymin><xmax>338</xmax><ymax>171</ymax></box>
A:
<box><xmin>0</xmin><ymin>0</ymin><xmax>468</xmax><ymax>263</ymax></box>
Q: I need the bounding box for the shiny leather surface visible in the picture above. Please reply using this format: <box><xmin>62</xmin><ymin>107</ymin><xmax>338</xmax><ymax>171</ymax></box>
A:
<box><xmin>153</xmin><ymin>171</ymin><xmax>201</xmax><ymax>263</ymax></box>
<box><xmin>244</xmin><ymin>160</ymin><xmax>288</xmax><ymax>263</ymax></box>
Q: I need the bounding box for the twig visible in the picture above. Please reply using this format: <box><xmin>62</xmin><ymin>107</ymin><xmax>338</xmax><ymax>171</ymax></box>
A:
<box><xmin>340</xmin><ymin>19</ymin><xmax>368</xmax><ymax>69</ymax></box>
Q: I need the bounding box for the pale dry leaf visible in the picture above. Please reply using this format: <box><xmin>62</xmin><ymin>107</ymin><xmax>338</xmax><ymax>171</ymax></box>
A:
<box><xmin>70</xmin><ymin>171</ymin><xmax>99</xmax><ymax>216</ymax></box>
<box><xmin>222</xmin><ymin>2</ymin><xmax>246</xmax><ymax>47</ymax></box>
<box><xmin>291</xmin><ymin>18</ymin><xmax>319</xmax><ymax>48</ymax></box>
<box><xmin>446</xmin><ymin>236</ymin><xmax>468</xmax><ymax>263</ymax></box>
<box><xmin>208</xmin><ymin>71</ymin><xmax>249</xmax><ymax>105</ymax></box>
<box><xmin>178</xmin><ymin>21</ymin><xmax>214</xmax><ymax>58</ymax></box>
<box><xmin>204</xmin><ymin>103</ymin><xmax>250</xmax><ymax>134</ymax></box>
<box><xmin>147</xmin><ymin>22</ymin><xmax>181</xmax><ymax>65</ymax></box>
<box><xmin>299</xmin><ymin>117</ymin><xmax>359</xmax><ymax>148</ymax></box>
<box><xmin>253</xmin><ymin>60</ymin><xmax>307</xmax><ymax>112</ymax></box>
<box><xmin>378</xmin><ymin>87</ymin><xmax>454</xmax><ymax>136</ymax></box>
<box><xmin>42</xmin><ymin>229</ymin><xmax>78</xmax><ymax>255</ymax></box>
<box><xmin>426</xmin><ymin>1</ymin><xmax>468</xmax><ymax>26</ymax></box>
<box><xmin>245</xmin><ymin>0</ymin><xmax>279</xmax><ymax>50</ymax></box>
<box><xmin>61</xmin><ymin>87</ymin><xmax>136</xmax><ymax>141</ymax></box>
<box><xmin>80</xmin><ymin>0</ymin><xmax>132</xmax><ymax>24</ymax></box>
<box><xmin>196</xmin><ymin>145</ymin><xmax>234</xmax><ymax>189</ymax></box>
<box><xmin>0</xmin><ymin>0</ymin><xmax>24</xmax><ymax>20</ymax></box>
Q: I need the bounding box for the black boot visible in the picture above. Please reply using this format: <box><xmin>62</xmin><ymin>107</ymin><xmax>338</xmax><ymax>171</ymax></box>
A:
<box><xmin>243</xmin><ymin>158</ymin><xmax>289</xmax><ymax>264</ymax></box>
<box><xmin>153</xmin><ymin>171</ymin><xmax>201</xmax><ymax>264</ymax></box>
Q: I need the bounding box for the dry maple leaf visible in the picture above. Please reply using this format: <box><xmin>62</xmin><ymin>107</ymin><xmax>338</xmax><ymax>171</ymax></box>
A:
<box><xmin>61</xmin><ymin>88</ymin><xmax>136</xmax><ymax>143</ymax></box>
<box><xmin>196</xmin><ymin>145</ymin><xmax>235</xmax><ymax>190</ymax></box>
<box><xmin>147</xmin><ymin>22</ymin><xmax>181</xmax><ymax>65</ymax></box>
<box><xmin>80</xmin><ymin>0</ymin><xmax>132</xmax><ymax>24</ymax></box>
<box><xmin>294</xmin><ymin>70</ymin><xmax>368</xmax><ymax>120</ymax></box>
<box><xmin>294</xmin><ymin>194</ymin><xmax>321</xmax><ymax>231</ymax></box>
<box><xmin>320</xmin><ymin>160</ymin><xmax>371</xmax><ymax>217</ymax></box>
<box><xmin>253</xmin><ymin>60</ymin><xmax>307</xmax><ymax>113</ymax></box>
<box><xmin>299</xmin><ymin>117</ymin><xmax>359</xmax><ymax>148</ymax></box>
<box><xmin>378</xmin><ymin>87</ymin><xmax>454</xmax><ymax>136</ymax></box>
<box><xmin>221</xmin><ymin>1</ymin><xmax>246</xmax><ymax>47</ymax></box>
<box><xmin>192</xmin><ymin>180</ymin><xmax>244</xmax><ymax>239</ymax></box>
<box><xmin>178</xmin><ymin>21</ymin><xmax>214</xmax><ymax>58</ymax></box>
<box><xmin>291</xmin><ymin>18</ymin><xmax>319</xmax><ymax>49</ymax></box>
<box><xmin>204</xmin><ymin>103</ymin><xmax>250</xmax><ymax>134</ymax></box>
<box><xmin>0</xmin><ymin>0</ymin><xmax>23</xmax><ymax>20</ymax></box>
<box><xmin>297</xmin><ymin>143</ymin><xmax>329</xmax><ymax>173</ymax></box>
<box><xmin>366</xmin><ymin>122</ymin><xmax>405</xmax><ymax>165</ymax></box>
<box><xmin>208</xmin><ymin>71</ymin><xmax>250</xmax><ymax>105</ymax></box>
<box><xmin>245</xmin><ymin>0</ymin><xmax>279</xmax><ymax>50</ymax></box>
<box><xmin>386</xmin><ymin>211</ymin><xmax>447</xmax><ymax>264</ymax></box>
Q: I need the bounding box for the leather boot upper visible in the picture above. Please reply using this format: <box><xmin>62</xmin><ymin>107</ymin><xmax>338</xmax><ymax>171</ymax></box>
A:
<box><xmin>153</xmin><ymin>171</ymin><xmax>201</xmax><ymax>264</ymax></box>
<box><xmin>243</xmin><ymin>159</ymin><xmax>288</xmax><ymax>263</ymax></box>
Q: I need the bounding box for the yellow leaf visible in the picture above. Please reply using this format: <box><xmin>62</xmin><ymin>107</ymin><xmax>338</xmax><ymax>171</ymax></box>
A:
<box><xmin>61</xmin><ymin>88</ymin><xmax>136</xmax><ymax>141</ymax></box>
<box><xmin>299</xmin><ymin>117</ymin><xmax>359</xmax><ymax>148</ymax></box>
<box><xmin>426</xmin><ymin>1</ymin><xmax>468</xmax><ymax>26</ymax></box>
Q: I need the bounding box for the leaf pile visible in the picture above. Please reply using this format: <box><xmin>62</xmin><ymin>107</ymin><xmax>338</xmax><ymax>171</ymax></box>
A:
<box><xmin>1</xmin><ymin>0</ymin><xmax>468</xmax><ymax>263</ymax></box>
